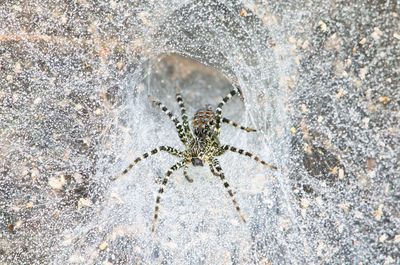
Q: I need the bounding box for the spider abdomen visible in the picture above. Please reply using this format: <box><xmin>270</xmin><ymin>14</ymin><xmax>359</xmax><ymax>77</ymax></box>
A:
<box><xmin>192</xmin><ymin>107</ymin><xmax>216</xmax><ymax>137</ymax></box>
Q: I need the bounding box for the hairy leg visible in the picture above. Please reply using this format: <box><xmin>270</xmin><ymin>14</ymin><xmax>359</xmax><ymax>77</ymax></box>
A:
<box><xmin>114</xmin><ymin>146</ymin><xmax>184</xmax><ymax>180</ymax></box>
<box><xmin>222</xmin><ymin>117</ymin><xmax>256</xmax><ymax>132</ymax></box>
<box><xmin>176</xmin><ymin>92</ymin><xmax>193</xmax><ymax>140</ymax></box>
<box><xmin>208</xmin><ymin>163</ymin><xmax>219</xmax><ymax>177</ymax></box>
<box><xmin>215</xmin><ymin>86</ymin><xmax>240</xmax><ymax>136</ymax></box>
<box><xmin>183</xmin><ymin>164</ymin><xmax>194</xmax><ymax>183</ymax></box>
<box><xmin>221</xmin><ymin>145</ymin><xmax>277</xmax><ymax>170</ymax></box>
<box><xmin>153</xmin><ymin>159</ymin><xmax>187</xmax><ymax>231</ymax></box>
<box><xmin>149</xmin><ymin>96</ymin><xmax>188</xmax><ymax>146</ymax></box>
<box><xmin>210</xmin><ymin>157</ymin><xmax>246</xmax><ymax>222</ymax></box>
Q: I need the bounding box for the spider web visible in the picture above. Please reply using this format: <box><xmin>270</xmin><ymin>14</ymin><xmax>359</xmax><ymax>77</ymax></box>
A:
<box><xmin>1</xmin><ymin>0</ymin><xmax>399</xmax><ymax>264</ymax></box>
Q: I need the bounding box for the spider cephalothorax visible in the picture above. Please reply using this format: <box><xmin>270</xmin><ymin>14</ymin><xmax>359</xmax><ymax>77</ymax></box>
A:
<box><xmin>114</xmin><ymin>86</ymin><xmax>277</xmax><ymax>231</ymax></box>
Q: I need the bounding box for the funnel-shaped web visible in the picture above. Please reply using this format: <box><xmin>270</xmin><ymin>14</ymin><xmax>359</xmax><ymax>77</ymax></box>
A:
<box><xmin>0</xmin><ymin>1</ymin><xmax>398</xmax><ymax>264</ymax></box>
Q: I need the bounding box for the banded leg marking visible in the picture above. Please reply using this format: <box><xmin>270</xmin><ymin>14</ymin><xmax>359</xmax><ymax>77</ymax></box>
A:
<box><xmin>114</xmin><ymin>146</ymin><xmax>184</xmax><ymax>180</ymax></box>
<box><xmin>149</xmin><ymin>96</ymin><xmax>187</xmax><ymax>145</ymax></box>
<box><xmin>211</xmin><ymin>158</ymin><xmax>246</xmax><ymax>223</ymax></box>
<box><xmin>176</xmin><ymin>92</ymin><xmax>192</xmax><ymax>139</ymax></box>
<box><xmin>153</xmin><ymin>159</ymin><xmax>187</xmax><ymax>231</ymax></box>
<box><xmin>222</xmin><ymin>145</ymin><xmax>277</xmax><ymax>170</ymax></box>
<box><xmin>215</xmin><ymin>86</ymin><xmax>240</xmax><ymax>136</ymax></box>
<box><xmin>222</xmin><ymin>117</ymin><xmax>256</xmax><ymax>132</ymax></box>
<box><xmin>183</xmin><ymin>164</ymin><xmax>193</xmax><ymax>183</ymax></box>
<box><xmin>209</xmin><ymin>163</ymin><xmax>220</xmax><ymax>177</ymax></box>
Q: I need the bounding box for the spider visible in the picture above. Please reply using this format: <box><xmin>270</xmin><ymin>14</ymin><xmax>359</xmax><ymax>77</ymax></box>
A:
<box><xmin>114</xmin><ymin>86</ymin><xmax>277</xmax><ymax>231</ymax></box>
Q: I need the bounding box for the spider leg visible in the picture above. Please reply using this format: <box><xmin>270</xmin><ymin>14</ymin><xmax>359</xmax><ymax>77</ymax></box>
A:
<box><xmin>215</xmin><ymin>86</ymin><xmax>240</xmax><ymax>136</ymax></box>
<box><xmin>149</xmin><ymin>96</ymin><xmax>188</xmax><ymax>146</ymax></box>
<box><xmin>183</xmin><ymin>164</ymin><xmax>193</xmax><ymax>183</ymax></box>
<box><xmin>153</xmin><ymin>159</ymin><xmax>187</xmax><ymax>231</ymax></box>
<box><xmin>206</xmin><ymin>130</ymin><xmax>220</xmax><ymax>148</ymax></box>
<box><xmin>114</xmin><ymin>146</ymin><xmax>184</xmax><ymax>180</ymax></box>
<box><xmin>210</xmin><ymin>157</ymin><xmax>246</xmax><ymax>223</ymax></box>
<box><xmin>208</xmin><ymin>163</ymin><xmax>220</xmax><ymax>177</ymax></box>
<box><xmin>222</xmin><ymin>117</ymin><xmax>256</xmax><ymax>132</ymax></box>
<box><xmin>221</xmin><ymin>145</ymin><xmax>277</xmax><ymax>170</ymax></box>
<box><xmin>176</xmin><ymin>91</ymin><xmax>193</xmax><ymax>139</ymax></box>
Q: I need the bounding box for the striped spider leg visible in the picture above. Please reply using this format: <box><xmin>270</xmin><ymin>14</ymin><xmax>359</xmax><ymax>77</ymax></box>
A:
<box><xmin>209</xmin><ymin>157</ymin><xmax>246</xmax><ymax>222</ymax></box>
<box><xmin>183</xmin><ymin>164</ymin><xmax>193</xmax><ymax>183</ymax></box>
<box><xmin>153</xmin><ymin>158</ymin><xmax>187</xmax><ymax>231</ymax></box>
<box><xmin>148</xmin><ymin>96</ymin><xmax>192</xmax><ymax>147</ymax></box>
<box><xmin>214</xmin><ymin>86</ymin><xmax>240</xmax><ymax>137</ymax></box>
<box><xmin>176</xmin><ymin>90</ymin><xmax>192</xmax><ymax>139</ymax></box>
<box><xmin>220</xmin><ymin>145</ymin><xmax>277</xmax><ymax>170</ymax></box>
<box><xmin>114</xmin><ymin>146</ymin><xmax>184</xmax><ymax>181</ymax></box>
<box><xmin>222</xmin><ymin>117</ymin><xmax>256</xmax><ymax>132</ymax></box>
